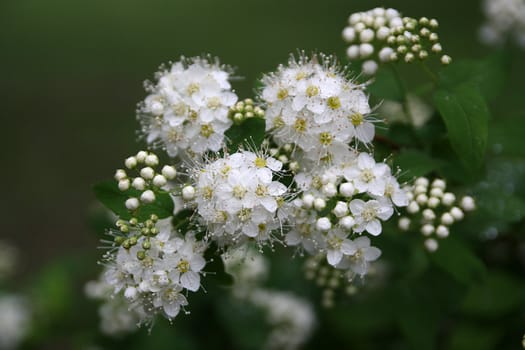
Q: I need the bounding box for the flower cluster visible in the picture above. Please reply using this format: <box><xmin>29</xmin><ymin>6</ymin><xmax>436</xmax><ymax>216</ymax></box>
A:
<box><xmin>480</xmin><ymin>0</ymin><xmax>525</xmax><ymax>47</ymax></box>
<box><xmin>342</xmin><ymin>7</ymin><xmax>451</xmax><ymax>75</ymax></box>
<box><xmin>286</xmin><ymin>152</ymin><xmax>408</xmax><ymax>278</ymax></box>
<box><xmin>187</xmin><ymin>150</ymin><xmax>288</xmax><ymax>247</ymax></box>
<box><xmin>398</xmin><ymin>177</ymin><xmax>476</xmax><ymax>252</ymax></box>
<box><xmin>114</xmin><ymin>150</ymin><xmax>177</xmax><ymax>212</ymax></box>
<box><xmin>102</xmin><ymin>217</ymin><xmax>207</xmax><ymax>322</ymax></box>
<box><xmin>260</xmin><ymin>54</ymin><xmax>376</xmax><ymax>163</ymax></box>
<box><xmin>138</xmin><ymin>56</ymin><xmax>238</xmax><ymax>158</ymax></box>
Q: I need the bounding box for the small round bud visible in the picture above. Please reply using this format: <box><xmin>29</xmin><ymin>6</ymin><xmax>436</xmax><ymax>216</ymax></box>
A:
<box><xmin>419</xmin><ymin>17</ymin><xmax>429</xmax><ymax>26</ymax></box>
<box><xmin>314</xmin><ymin>198</ymin><xmax>326</xmax><ymax>211</ymax></box>
<box><xmin>428</xmin><ymin>197</ymin><xmax>440</xmax><ymax>208</ymax></box>
<box><xmin>377</xmin><ymin>26</ymin><xmax>391</xmax><ymax>40</ymax></box>
<box><xmin>442</xmin><ymin>193</ymin><xmax>456</xmax><ymax>206</ymax></box>
<box><xmin>119</xmin><ymin>225</ymin><xmax>129</xmax><ymax>233</ymax></box>
<box><xmin>114</xmin><ymin>169</ymin><xmax>127</xmax><ymax>181</ymax></box>
<box><xmin>125</xmin><ymin>197</ymin><xmax>140</xmax><ymax>210</ymax></box>
<box><xmin>354</xmin><ymin>22</ymin><xmax>366</xmax><ymax>32</ymax></box>
<box><xmin>145</xmin><ymin>154</ymin><xmax>159</xmax><ymax>167</ymax></box>
<box><xmin>118</xmin><ymin>179</ymin><xmax>130</xmax><ymax>191</ymax></box>
<box><xmin>129</xmin><ymin>218</ymin><xmax>138</xmax><ymax>226</ymax></box>
<box><xmin>431</xmin><ymin>43</ymin><xmax>442</xmax><ymax>53</ymax></box>
<box><xmin>182</xmin><ymin>185</ymin><xmax>196</xmax><ymax>200</ymax></box>
<box><xmin>359</xmin><ymin>43</ymin><xmax>374</xmax><ymax>58</ymax></box>
<box><xmin>125</xmin><ymin>157</ymin><xmax>137</xmax><ymax>169</ymax></box>
<box><xmin>387</xmin><ymin>35</ymin><xmax>396</xmax><ymax>45</ymax></box>
<box><xmin>422</xmin><ymin>209</ymin><xmax>436</xmax><ymax>221</ymax></box>
<box><xmin>398</xmin><ymin>217</ymin><xmax>411</xmax><ymax>231</ymax></box>
<box><xmin>303</xmin><ymin>194</ymin><xmax>315</xmax><ymax>208</ymax></box>
<box><xmin>441</xmin><ymin>212</ymin><xmax>454</xmax><ymax>225</ymax></box>
<box><xmin>407</xmin><ymin>201</ymin><xmax>420</xmax><ymax>214</ymax></box>
<box><xmin>379</xmin><ymin>47</ymin><xmax>394</xmax><ymax>62</ymax></box>
<box><xmin>420</xmin><ymin>28</ymin><xmax>430</xmax><ymax>37</ymax></box>
<box><xmin>360</xmin><ymin>28</ymin><xmax>375</xmax><ymax>42</ymax></box>
<box><xmin>416</xmin><ymin>194</ymin><xmax>428</xmax><ymax>205</ymax></box>
<box><xmin>441</xmin><ymin>55</ymin><xmax>452</xmax><ymax>65</ymax></box>
<box><xmin>418</xmin><ymin>50</ymin><xmax>428</xmax><ymax>60</ymax></box>
<box><xmin>316</xmin><ymin>217</ymin><xmax>332</xmax><ymax>231</ymax></box>
<box><xmin>140</xmin><ymin>190</ymin><xmax>156</xmax><ymax>204</ymax></box>
<box><xmin>421</xmin><ymin>224</ymin><xmax>435</xmax><ymax>236</ymax></box>
<box><xmin>450</xmin><ymin>207</ymin><xmax>464</xmax><ymax>220</ymax></box>
<box><xmin>283</xmin><ymin>143</ymin><xmax>293</xmax><ymax>153</ymax></box>
<box><xmin>460</xmin><ymin>196</ymin><xmax>475</xmax><ymax>211</ymax></box>
<box><xmin>132</xmin><ymin>177</ymin><xmax>146</xmax><ymax>191</ymax></box>
<box><xmin>346</xmin><ymin>45</ymin><xmax>360</xmax><ymax>59</ymax></box>
<box><xmin>136</xmin><ymin>151</ymin><xmax>147</xmax><ymax>163</ymax></box>
<box><xmin>348</xmin><ymin>13</ymin><xmax>361</xmax><ymax>25</ymax></box>
<box><xmin>289</xmin><ymin>161</ymin><xmax>299</xmax><ymax>172</ymax></box>
<box><xmin>322</xmin><ymin>183</ymin><xmax>338</xmax><ymax>197</ymax></box>
<box><xmin>362</xmin><ymin>60</ymin><xmax>378</xmax><ymax>75</ymax></box>
<box><xmin>342</xmin><ymin>27</ymin><xmax>356</xmax><ymax>42</ymax></box>
<box><xmin>431</xmin><ymin>179</ymin><xmax>446</xmax><ymax>190</ymax></box>
<box><xmin>429</xmin><ymin>33</ymin><xmax>439</xmax><ymax>42</ymax></box>
<box><xmin>161</xmin><ymin>165</ymin><xmax>177</xmax><ymax>180</ymax></box>
<box><xmin>414</xmin><ymin>185</ymin><xmax>427</xmax><ymax>195</ymax></box>
<box><xmin>339</xmin><ymin>182</ymin><xmax>355</xmax><ymax>197</ymax></box>
<box><xmin>436</xmin><ymin>225</ymin><xmax>449</xmax><ymax>238</ymax></box>
<box><xmin>424</xmin><ymin>238</ymin><xmax>439</xmax><ymax>252</ymax></box>
<box><xmin>411</xmin><ymin>44</ymin><xmax>421</xmax><ymax>53</ymax></box>
<box><xmin>140</xmin><ymin>167</ymin><xmax>155</xmax><ymax>180</ymax></box>
<box><xmin>397</xmin><ymin>45</ymin><xmax>408</xmax><ymax>54</ymax></box>
<box><xmin>333</xmin><ymin>201</ymin><xmax>349</xmax><ymax>217</ymax></box>
<box><xmin>278</xmin><ymin>155</ymin><xmax>288</xmax><ymax>164</ymax></box>
<box><xmin>404</xmin><ymin>52</ymin><xmax>415</xmax><ymax>63</ymax></box>
<box><xmin>142</xmin><ymin>240</ymin><xmax>151</xmax><ymax>250</ymax></box>
<box><xmin>152</xmin><ymin>174</ymin><xmax>167</xmax><ymax>187</ymax></box>
<box><xmin>136</xmin><ymin>251</ymin><xmax>146</xmax><ymax>261</ymax></box>
<box><xmin>430</xmin><ymin>187</ymin><xmax>444</xmax><ymax>198</ymax></box>
<box><xmin>340</xmin><ymin>215</ymin><xmax>355</xmax><ymax>229</ymax></box>
<box><xmin>415</xmin><ymin>177</ymin><xmax>429</xmax><ymax>187</ymax></box>
<box><xmin>429</xmin><ymin>19</ymin><xmax>439</xmax><ymax>28</ymax></box>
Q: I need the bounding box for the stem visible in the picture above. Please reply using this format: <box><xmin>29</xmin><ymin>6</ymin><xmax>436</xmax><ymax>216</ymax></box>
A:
<box><xmin>418</xmin><ymin>61</ymin><xmax>439</xmax><ymax>84</ymax></box>
<box><xmin>389</xmin><ymin>64</ymin><xmax>415</xmax><ymax>126</ymax></box>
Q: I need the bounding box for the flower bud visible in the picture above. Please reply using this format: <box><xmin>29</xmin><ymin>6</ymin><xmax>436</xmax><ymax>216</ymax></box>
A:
<box><xmin>182</xmin><ymin>185</ymin><xmax>196</xmax><ymax>200</ymax></box>
<box><xmin>140</xmin><ymin>167</ymin><xmax>155</xmax><ymax>180</ymax></box>
<box><xmin>316</xmin><ymin>217</ymin><xmax>332</xmax><ymax>231</ymax></box>
<box><xmin>424</xmin><ymin>238</ymin><xmax>439</xmax><ymax>252</ymax></box>
<box><xmin>322</xmin><ymin>183</ymin><xmax>338</xmax><ymax>197</ymax></box>
<box><xmin>114</xmin><ymin>169</ymin><xmax>127</xmax><ymax>181</ymax></box>
<box><xmin>125</xmin><ymin>197</ymin><xmax>140</xmax><ymax>210</ymax></box>
<box><xmin>314</xmin><ymin>198</ymin><xmax>326</xmax><ymax>211</ymax></box>
<box><xmin>407</xmin><ymin>201</ymin><xmax>420</xmax><ymax>214</ymax></box>
<box><xmin>359</xmin><ymin>43</ymin><xmax>374</xmax><ymax>58</ymax></box>
<box><xmin>302</xmin><ymin>194</ymin><xmax>315</xmax><ymax>208</ymax></box>
<box><xmin>161</xmin><ymin>165</ymin><xmax>177</xmax><ymax>180</ymax></box>
<box><xmin>118</xmin><ymin>179</ymin><xmax>130</xmax><ymax>191</ymax></box>
<box><xmin>140</xmin><ymin>190</ymin><xmax>156</xmax><ymax>204</ymax></box>
<box><xmin>125</xmin><ymin>157</ymin><xmax>137</xmax><ymax>169</ymax></box>
<box><xmin>450</xmin><ymin>207</ymin><xmax>464</xmax><ymax>220</ymax></box>
<box><xmin>442</xmin><ymin>192</ymin><xmax>456</xmax><ymax>206</ymax></box>
<box><xmin>145</xmin><ymin>154</ymin><xmax>159</xmax><ymax>167</ymax></box>
<box><xmin>398</xmin><ymin>217</ymin><xmax>411</xmax><ymax>231</ymax></box>
<box><xmin>441</xmin><ymin>212</ymin><xmax>454</xmax><ymax>225</ymax></box>
<box><xmin>460</xmin><ymin>196</ymin><xmax>475</xmax><ymax>211</ymax></box>
<box><xmin>422</xmin><ymin>209</ymin><xmax>436</xmax><ymax>221</ymax></box>
<box><xmin>153</xmin><ymin>174</ymin><xmax>167</xmax><ymax>187</ymax></box>
<box><xmin>333</xmin><ymin>201</ymin><xmax>349</xmax><ymax>217</ymax></box>
<box><xmin>342</xmin><ymin>27</ymin><xmax>356</xmax><ymax>42</ymax></box>
<box><xmin>339</xmin><ymin>182</ymin><xmax>354</xmax><ymax>197</ymax></box>
<box><xmin>132</xmin><ymin>177</ymin><xmax>146</xmax><ymax>191</ymax></box>
<box><xmin>436</xmin><ymin>225</ymin><xmax>449</xmax><ymax>238</ymax></box>
<box><xmin>431</xmin><ymin>179</ymin><xmax>446</xmax><ymax>190</ymax></box>
<box><xmin>421</xmin><ymin>224</ymin><xmax>435</xmax><ymax>236</ymax></box>
<box><xmin>340</xmin><ymin>215</ymin><xmax>355</xmax><ymax>229</ymax></box>
<box><xmin>136</xmin><ymin>151</ymin><xmax>148</xmax><ymax>163</ymax></box>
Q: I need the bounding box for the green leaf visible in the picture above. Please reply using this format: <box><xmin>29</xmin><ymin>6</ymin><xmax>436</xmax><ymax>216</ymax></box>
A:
<box><xmin>225</xmin><ymin>117</ymin><xmax>266</xmax><ymax>152</ymax></box>
<box><xmin>461</xmin><ymin>270</ymin><xmax>525</xmax><ymax>317</ymax></box>
<box><xmin>433</xmin><ymin>84</ymin><xmax>489</xmax><ymax>171</ymax></box>
<box><xmin>438</xmin><ymin>54</ymin><xmax>509</xmax><ymax>100</ymax></box>
<box><xmin>430</xmin><ymin>237</ymin><xmax>486</xmax><ymax>285</ymax></box>
<box><xmin>93</xmin><ymin>180</ymin><xmax>174</xmax><ymax>221</ymax></box>
<box><xmin>394</xmin><ymin>149</ymin><xmax>443</xmax><ymax>182</ymax></box>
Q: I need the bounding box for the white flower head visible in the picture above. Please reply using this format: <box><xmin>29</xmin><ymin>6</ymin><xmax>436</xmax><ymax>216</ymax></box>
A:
<box><xmin>138</xmin><ymin>56</ymin><xmax>238</xmax><ymax>158</ymax></box>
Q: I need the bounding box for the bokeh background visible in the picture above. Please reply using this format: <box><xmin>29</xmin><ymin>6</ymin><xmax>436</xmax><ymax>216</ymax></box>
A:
<box><xmin>1</xmin><ymin>0</ymin><xmax>524</xmax><ymax>349</ymax></box>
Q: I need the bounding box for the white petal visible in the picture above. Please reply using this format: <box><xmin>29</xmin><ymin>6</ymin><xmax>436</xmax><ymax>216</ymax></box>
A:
<box><xmin>181</xmin><ymin>271</ymin><xmax>200</xmax><ymax>292</ymax></box>
<box><xmin>327</xmin><ymin>249</ymin><xmax>343</xmax><ymax>266</ymax></box>
<box><xmin>341</xmin><ymin>241</ymin><xmax>357</xmax><ymax>255</ymax></box>
<box><xmin>366</xmin><ymin>219</ymin><xmax>382</xmax><ymax>236</ymax></box>
<box><xmin>349</xmin><ymin>199</ymin><xmax>365</xmax><ymax>214</ymax></box>
<box><xmin>364</xmin><ymin>247</ymin><xmax>381</xmax><ymax>261</ymax></box>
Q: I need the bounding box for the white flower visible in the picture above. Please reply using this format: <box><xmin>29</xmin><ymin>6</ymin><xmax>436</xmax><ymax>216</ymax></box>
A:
<box><xmin>350</xmin><ymin>198</ymin><xmax>393</xmax><ymax>235</ymax></box>
<box><xmin>343</xmin><ymin>153</ymin><xmax>389</xmax><ymax>196</ymax></box>
<box><xmin>325</xmin><ymin>229</ymin><xmax>356</xmax><ymax>266</ymax></box>
<box><xmin>346</xmin><ymin>236</ymin><xmax>381</xmax><ymax>276</ymax></box>
<box><xmin>138</xmin><ymin>56</ymin><xmax>237</xmax><ymax>158</ymax></box>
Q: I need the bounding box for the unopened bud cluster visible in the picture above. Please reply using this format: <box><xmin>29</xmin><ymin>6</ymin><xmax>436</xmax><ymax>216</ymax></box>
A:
<box><xmin>114</xmin><ymin>151</ymin><xmax>176</xmax><ymax>212</ymax></box>
<box><xmin>342</xmin><ymin>7</ymin><xmax>452</xmax><ymax>75</ymax></box>
<box><xmin>397</xmin><ymin>177</ymin><xmax>476</xmax><ymax>252</ymax></box>
<box><xmin>228</xmin><ymin>98</ymin><xmax>265</xmax><ymax>124</ymax></box>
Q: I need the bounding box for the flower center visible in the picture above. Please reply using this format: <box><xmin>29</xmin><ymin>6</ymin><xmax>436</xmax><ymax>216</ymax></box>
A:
<box><xmin>200</xmin><ymin>124</ymin><xmax>214</xmax><ymax>138</ymax></box>
<box><xmin>306</xmin><ymin>85</ymin><xmax>319</xmax><ymax>97</ymax></box>
<box><xmin>362</xmin><ymin>207</ymin><xmax>377</xmax><ymax>221</ymax></box>
<box><xmin>319</xmin><ymin>132</ymin><xmax>333</xmax><ymax>146</ymax></box>
<box><xmin>294</xmin><ymin>118</ymin><xmax>307</xmax><ymax>133</ymax></box>
<box><xmin>233</xmin><ymin>185</ymin><xmax>247</xmax><ymax>199</ymax></box>
<box><xmin>361</xmin><ymin>169</ymin><xmax>374</xmax><ymax>183</ymax></box>
<box><xmin>187</xmin><ymin>83</ymin><xmax>200</xmax><ymax>95</ymax></box>
<box><xmin>350</xmin><ymin>112</ymin><xmax>364</xmax><ymax>126</ymax></box>
<box><xmin>255</xmin><ymin>157</ymin><xmax>267</xmax><ymax>168</ymax></box>
<box><xmin>327</xmin><ymin>96</ymin><xmax>341</xmax><ymax>110</ymax></box>
<box><xmin>177</xmin><ymin>260</ymin><xmax>190</xmax><ymax>273</ymax></box>
<box><xmin>255</xmin><ymin>184</ymin><xmax>268</xmax><ymax>196</ymax></box>
<box><xmin>207</xmin><ymin>97</ymin><xmax>221</xmax><ymax>110</ymax></box>
<box><xmin>277</xmin><ymin>88</ymin><xmax>289</xmax><ymax>100</ymax></box>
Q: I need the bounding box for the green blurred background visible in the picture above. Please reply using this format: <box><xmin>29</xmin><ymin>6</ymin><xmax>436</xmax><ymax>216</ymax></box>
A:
<box><xmin>1</xmin><ymin>0</ymin><xmax>525</xmax><ymax>348</ymax></box>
